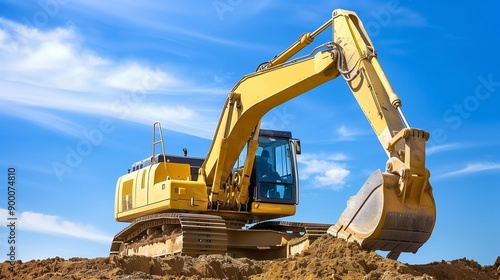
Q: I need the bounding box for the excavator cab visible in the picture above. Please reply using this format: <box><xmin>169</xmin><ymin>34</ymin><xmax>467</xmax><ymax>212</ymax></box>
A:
<box><xmin>230</xmin><ymin>129</ymin><xmax>301</xmax><ymax>220</ymax></box>
<box><xmin>253</xmin><ymin>129</ymin><xmax>299</xmax><ymax>204</ymax></box>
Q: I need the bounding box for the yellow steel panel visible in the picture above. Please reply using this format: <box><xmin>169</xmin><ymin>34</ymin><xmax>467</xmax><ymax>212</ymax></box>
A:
<box><xmin>250</xmin><ymin>202</ymin><xmax>296</xmax><ymax>216</ymax></box>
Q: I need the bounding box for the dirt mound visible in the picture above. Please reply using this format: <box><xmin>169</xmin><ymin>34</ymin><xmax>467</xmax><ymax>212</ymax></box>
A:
<box><xmin>412</xmin><ymin>258</ymin><xmax>500</xmax><ymax>280</ymax></box>
<box><xmin>253</xmin><ymin>235</ymin><xmax>427</xmax><ymax>280</ymax></box>
<box><xmin>253</xmin><ymin>235</ymin><xmax>498</xmax><ymax>280</ymax></box>
<box><xmin>1</xmin><ymin>254</ymin><xmax>262</xmax><ymax>280</ymax></box>
<box><xmin>1</xmin><ymin>235</ymin><xmax>498</xmax><ymax>280</ymax></box>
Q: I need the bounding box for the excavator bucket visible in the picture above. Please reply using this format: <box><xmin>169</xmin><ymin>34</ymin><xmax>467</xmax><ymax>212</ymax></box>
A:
<box><xmin>328</xmin><ymin>169</ymin><xmax>436</xmax><ymax>259</ymax></box>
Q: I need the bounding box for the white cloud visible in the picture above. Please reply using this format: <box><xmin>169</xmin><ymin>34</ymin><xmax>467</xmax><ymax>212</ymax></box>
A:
<box><xmin>393</xmin><ymin>8</ymin><xmax>430</xmax><ymax>28</ymax></box>
<box><xmin>0</xmin><ymin>21</ymin><xmax>109</xmax><ymax>92</ymax></box>
<box><xmin>427</xmin><ymin>143</ymin><xmax>463</xmax><ymax>155</ymax></box>
<box><xmin>0</xmin><ymin>17</ymin><xmax>221</xmax><ymax>139</ymax></box>
<box><xmin>2</xmin><ymin>106</ymin><xmax>84</xmax><ymax>137</ymax></box>
<box><xmin>66</xmin><ymin>1</ymin><xmax>271</xmax><ymax>51</ymax></box>
<box><xmin>104</xmin><ymin>63</ymin><xmax>179</xmax><ymax>91</ymax></box>
<box><xmin>298</xmin><ymin>153</ymin><xmax>350</xmax><ymax>190</ymax></box>
<box><xmin>336</xmin><ymin>125</ymin><xmax>366</xmax><ymax>141</ymax></box>
<box><xmin>0</xmin><ymin>209</ymin><xmax>112</xmax><ymax>244</ymax></box>
<box><xmin>438</xmin><ymin>162</ymin><xmax>500</xmax><ymax>179</ymax></box>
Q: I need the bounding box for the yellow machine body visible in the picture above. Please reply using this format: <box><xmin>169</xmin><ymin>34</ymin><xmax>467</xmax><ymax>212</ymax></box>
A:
<box><xmin>112</xmin><ymin>9</ymin><xmax>436</xmax><ymax>260</ymax></box>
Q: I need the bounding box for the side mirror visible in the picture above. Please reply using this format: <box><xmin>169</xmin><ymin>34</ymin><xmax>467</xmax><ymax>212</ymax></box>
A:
<box><xmin>291</xmin><ymin>139</ymin><xmax>301</xmax><ymax>155</ymax></box>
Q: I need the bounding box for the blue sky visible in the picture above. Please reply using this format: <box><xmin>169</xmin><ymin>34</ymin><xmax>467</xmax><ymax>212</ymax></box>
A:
<box><xmin>0</xmin><ymin>0</ymin><xmax>499</xmax><ymax>266</ymax></box>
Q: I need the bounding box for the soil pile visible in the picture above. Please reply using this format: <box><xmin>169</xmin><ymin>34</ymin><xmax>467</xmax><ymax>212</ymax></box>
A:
<box><xmin>253</xmin><ymin>235</ymin><xmax>498</xmax><ymax>280</ymax></box>
<box><xmin>1</xmin><ymin>235</ymin><xmax>498</xmax><ymax>280</ymax></box>
<box><xmin>1</xmin><ymin>254</ymin><xmax>262</xmax><ymax>280</ymax></box>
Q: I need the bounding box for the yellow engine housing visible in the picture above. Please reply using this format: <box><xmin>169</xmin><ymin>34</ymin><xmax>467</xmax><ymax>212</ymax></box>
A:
<box><xmin>114</xmin><ymin>161</ymin><xmax>208</xmax><ymax>222</ymax></box>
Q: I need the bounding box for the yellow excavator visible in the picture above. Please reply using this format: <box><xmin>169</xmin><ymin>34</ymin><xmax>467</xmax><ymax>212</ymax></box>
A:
<box><xmin>110</xmin><ymin>9</ymin><xmax>436</xmax><ymax>260</ymax></box>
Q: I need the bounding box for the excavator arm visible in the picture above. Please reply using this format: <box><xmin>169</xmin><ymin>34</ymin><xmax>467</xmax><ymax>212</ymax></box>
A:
<box><xmin>327</xmin><ymin>10</ymin><xmax>435</xmax><ymax>259</ymax></box>
<box><xmin>199</xmin><ymin>46</ymin><xmax>341</xmax><ymax>202</ymax></box>
<box><xmin>199</xmin><ymin>9</ymin><xmax>435</xmax><ymax>258</ymax></box>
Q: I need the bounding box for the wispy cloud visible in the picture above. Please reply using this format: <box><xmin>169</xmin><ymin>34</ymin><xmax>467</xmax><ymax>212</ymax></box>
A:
<box><xmin>427</xmin><ymin>143</ymin><xmax>464</xmax><ymax>155</ymax></box>
<box><xmin>67</xmin><ymin>1</ymin><xmax>271</xmax><ymax>51</ymax></box>
<box><xmin>0</xmin><ymin>209</ymin><xmax>112</xmax><ymax>244</ymax></box>
<box><xmin>437</xmin><ymin>162</ymin><xmax>500</xmax><ymax>179</ymax></box>
<box><xmin>0</xmin><ymin>17</ymin><xmax>221</xmax><ymax>139</ymax></box>
<box><xmin>299</xmin><ymin>124</ymin><xmax>369</xmax><ymax>145</ymax></box>
<box><xmin>336</xmin><ymin>125</ymin><xmax>367</xmax><ymax>141</ymax></box>
<box><xmin>2</xmin><ymin>106</ymin><xmax>85</xmax><ymax>138</ymax></box>
<box><xmin>392</xmin><ymin>7</ymin><xmax>430</xmax><ymax>28</ymax></box>
<box><xmin>298</xmin><ymin>153</ymin><xmax>350</xmax><ymax>190</ymax></box>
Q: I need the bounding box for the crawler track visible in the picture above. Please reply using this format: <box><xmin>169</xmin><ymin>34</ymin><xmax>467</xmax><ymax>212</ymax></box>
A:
<box><xmin>111</xmin><ymin>215</ymin><xmax>330</xmax><ymax>258</ymax></box>
<box><xmin>110</xmin><ymin>213</ymin><xmax>228</xmax><ymax>257</ymax></box>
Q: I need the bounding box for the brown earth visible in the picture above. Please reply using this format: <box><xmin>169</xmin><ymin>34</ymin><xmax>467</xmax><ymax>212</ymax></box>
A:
<box><xmin>1</xmin><ymin>235</ymin><xmax>498</xmax><ymax>280</ymax></box>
